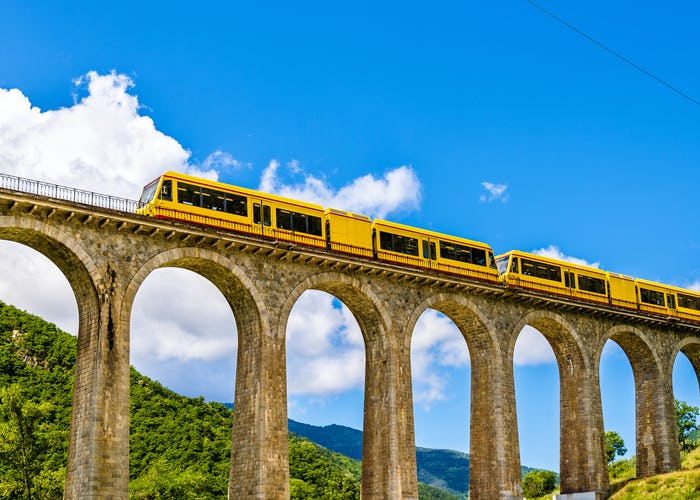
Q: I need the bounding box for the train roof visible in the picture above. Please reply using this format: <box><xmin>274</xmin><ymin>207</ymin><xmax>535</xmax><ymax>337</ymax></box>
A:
<box><xmin>373</xmin><ymin>218</ymin><xmax>493</xmax><ymax>250</ymax></box>
<box><xmin>495</xmin><ymin>249</ymin><xmax>606</xmax><ymax>275</ymax></box>
<box><xmin>160</xmin><ymin>170</ymin><xmax>326</xmax><ymax>211</ymax></box>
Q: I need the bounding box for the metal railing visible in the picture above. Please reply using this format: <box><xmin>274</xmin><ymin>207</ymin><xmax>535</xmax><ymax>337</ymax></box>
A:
<box><xmin>0</xmin><ymin>172</ymin><xmax>139</xmax><ymax>213</ymax></box>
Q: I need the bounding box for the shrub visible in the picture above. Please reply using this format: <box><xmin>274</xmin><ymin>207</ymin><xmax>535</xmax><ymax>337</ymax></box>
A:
<box><xmin>522</xmin><ymin>469</ymin><xmax>557</xmax><ymax>498</ymax></box>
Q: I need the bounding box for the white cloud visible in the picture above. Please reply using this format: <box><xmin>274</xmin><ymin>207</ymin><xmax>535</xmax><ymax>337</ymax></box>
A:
<box><xmin>480</xmin><ymin>181</ymin><xmax>508</xmax><ymax>202</ymax></box>
<box><xmin>0</xmin><ymin>242</ymin><xmax>78</xmax><ymax>334</ymax></box>
<box><xmin>286</xmin><ymin>290</ymin><xmax>365</xmax><ymax>395</ymax></box>
<box><xmin>687</xmin><ymin>281</ymin><xmax>700</xmax><ymax>292</ymax></box>
<box><xmin>411</xmin><ymin>310</ymin><xmax>469</xmax><ymax>409</ymax></box>
<box><xmin>513</xmin><ymin>326</ymin><xmax>556</xmax><ymax>366</ymax></box>
<box><xmin>130</xmin><ymin>268</ymin><xmax>237</xmax><ymax>363</ymax></box>
<box><xmin>0</xmin><ymin>70</ymin><xmax>218</xmax><ymax>199</ymax></box>
<box><xmin>259</xmin><ymin>159</ymin><xmax>421</xmax><ymax>218</ymax></box>
<box><xmin>531</xmin><ymin>245</ymin><xmax>600</xmax><ymax>269</ymax></box>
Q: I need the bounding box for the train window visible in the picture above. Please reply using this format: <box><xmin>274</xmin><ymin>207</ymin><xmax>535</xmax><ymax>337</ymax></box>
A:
<box><xmin>520</xmin><ymin>258</ymin><xmax>561</xmax><ymax>282</ymax></box>
<box><xmin>578</xmin><ymin>275</ymin><xmax>606</xmax><ymax>295</ymax></box>
<box><xmin>277</xmin><ymin>209</ymin><xmax>292</xmax><ymax>230</ymax></box>
<box><xmin>253</xmin><ymin>203</ymin><xmax>261</xmax><ymax>224</ymax></box>
<box><xmin>201</xmin><ymin>187</ymin><xmax>225</xmax><ymax>211</ymax></box>
<box><xmin>292</xmin><ymin>211</ymin><xmax>307</xmax><ymax>232</ymax></box>
<box><xmin>511</xmin><ymin>258</ymin><xmax>519</xmax><ymax>274</ymax></box>
<box><xmin>640</xmin><ymin>288</ymin><xmax>665</xmax><ymax>306</ymax></box>
<box><xmin>422</xmin><ymin>241</ymin><xmax>437</xmax><ymax>260</ymax></box>
<box><xmin>678</xmin><ymin>293</ymin><xmax>700</xmax><ymax>311</ymax></box>
<box><xmin>275</xmin><ymin>208</ymin><xmax>321</xmax><ymax>235</ymax></box>
<box><xmin>159</xmin><ymin>180</ymin><xmax>172</xmax><ymax>201</ymax></box>
<box><xmin>177</xmin><ymin>182</ymin><xmax>201</xmax><ymax>206</ymax></box>
<box><xmin>139</xmin><ymin>179</ymin><xmax>159</xmax><ymax>204</ymax></box>
<box><xmin>439</xmin><ymin>241</ymin><xmax>488</xmax><ymax>266</ymax></box>
<box><xmin>379</xmin><ymin>231</ymin><xmax>419</xmax><ymax>256</ymax></box>
<box><xmin>225</xmin><ymin>193</ymin><xmax>248</xmax><ymax>216</ymax></box>
<box><xmin>489</xmin><ymin>252</ymin><xmax>497</xmax><ymax>269</ymax></box>
<box><xmin>263</xmin><ymin>206</ymin><xmax>271</xmax><ymax>226</ymax></box>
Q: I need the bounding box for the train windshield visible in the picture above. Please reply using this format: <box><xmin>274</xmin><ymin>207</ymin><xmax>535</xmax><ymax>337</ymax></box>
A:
<box><xmin>496</xmin><ymin>256</ymin><xmax>509</xmax><ymax>274</ymax></box>
<box><xmin>139</xmin><ymin>179</ymin><xmax>160</xmax><ymax>204</ymax></box>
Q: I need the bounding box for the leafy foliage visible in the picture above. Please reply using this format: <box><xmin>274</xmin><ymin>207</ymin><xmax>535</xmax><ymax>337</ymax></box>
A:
<box><xmin>522</xmin><ymin>469</ymin><xmax>557</xmax><ymax>499</ymax></box>
<box><xmin>0</xmin><ymin>300</ymin><xmax>364</xmax><ymax>499</ymax></box>
<box><xmin>675</xmin><ymin>399</ymin><xmax>699</xmax><ymax>453</ymax></box>
<box><xmin>606</xmin><ymin>430</ymin><xmax>628</xmax><ymax>464</ymax></box>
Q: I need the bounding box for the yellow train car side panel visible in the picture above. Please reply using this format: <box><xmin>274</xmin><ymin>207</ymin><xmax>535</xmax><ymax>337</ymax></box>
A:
<box><xmin>325</xmin><ymin>208</ymin><xmax>373</xmax><ymax>257</ymax></box>
<box><xmin>635</xmin><ymin>279</ymin><xmax>672</xmax><ymax>317</ymax></box>
<box><xmin>373</xmin><ymin>219</ymin><xmax>427</xmax><ymax>269</ymax></box>
<box><xmin>137</xmin><ymin>171</ymin><xmax>327</xmax><ymax>248</ymax></box>
<box><xmin>607</xmin><ymin>272</ymin><xmax>637</xmax><ymax>310</ymax></box>
<box><xmin>373</xmin><ymin>219</ymin><xmax>499</xmax><ymax>281</ymax></box>
<box><xmin>497</xmin><ymin>250</ymin><xmax>609</xmax><ymax>305</ymax></box>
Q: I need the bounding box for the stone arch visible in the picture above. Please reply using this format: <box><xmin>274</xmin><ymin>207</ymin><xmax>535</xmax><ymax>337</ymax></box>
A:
<box><xmin>508</xmin><ymin>309</ymin><xmax>588</xmax><ymax>373</ymax></box>
<box><xmin>403</xmin><ymin>293</ymin><xmax>522</xmax><ymax>499</ymax></box>
<box><xmin>401</xmin><ymin>292</ymin><xmax>495</xmax><ymax>353</ymax></box>
<box><xmin>121</xmin><ymin>246</ymin><xmax>280</xmax><ymax>499</ymax></box>
<box><xmin>0</xmin><ymin>215</ymin><xmax>103</xmax><ymax>309</ymax></box>
<box><xmin>672</xmin><ymin>336</ymin><xmax>700</xmax><ymax>388</ymax></box>
<box><xmin>509</xmin><ymin>309</ymin><xmax>606</xmax><ymax>495</ymax></box>
<box><xmin>121</xmin><ymin>246</ymin><xmax>267</xmax><ymax>339</ymax></box>
<box><xmin>279</xmin><ymin>271</ymin><xmax>390</xmax><ymax>345</ymax></box>
<box><xmin>600</xmin><ymin>324</ymin><xmax>679</xmax><ymax>477</ymax></box>
<box><xmin>281</xmin><ymin>272</ymin><xmax>401</xmax><ymax>499</ymax></box>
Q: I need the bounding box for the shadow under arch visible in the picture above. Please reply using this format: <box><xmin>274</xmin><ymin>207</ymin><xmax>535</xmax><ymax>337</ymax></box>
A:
<box><xmin>121</xmin><ymin>246</ymin><xmax>274</xmax><ymax>499</ymax></box>
<box><xmin>0</xmin><ymin>215</ymin><xmax>108</xmax><ymax>498</ymax></box>
<box><xmin>508</xmin><ymin>310</ymin><xmax>606</xmax><ymax>495</ymax></box>
<box><xmin>403</xmin><ymin>292</ymin><xmax>522</xmax><ymax>500</ymax></box>
<box><xmin>599</xmin><ymin>324</ymin><xmax>679</xmax><ymax>477</ymax></box>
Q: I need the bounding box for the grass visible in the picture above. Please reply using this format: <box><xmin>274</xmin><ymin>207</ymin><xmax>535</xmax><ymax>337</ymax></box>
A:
<box><xmin>609</xmin><ymin>446</ymin><xmax>700</xmax><ymax>499</ymax></box>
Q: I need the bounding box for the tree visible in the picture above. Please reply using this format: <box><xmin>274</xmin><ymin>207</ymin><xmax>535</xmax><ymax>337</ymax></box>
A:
<box><xmin>605</xmin><ymin>430</ymin><xmax>627</xmax><ymax>464</ymax></box>
<box><xmin>0</xmin><ymin>384</ymin><xmax>55</xmax><ymax>500</ymax></box>
<box><xmin>675</xmin><ymin>398</ymin><xmax>699</xmax><ymax>452</ymax></box>
<box><xmin>522</xmin><ymin>469</ymin><xmax>557</xmax><ymax>498</ymax></box>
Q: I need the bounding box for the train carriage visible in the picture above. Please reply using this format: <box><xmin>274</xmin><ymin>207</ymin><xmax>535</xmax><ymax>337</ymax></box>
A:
<box><xmin>496</xmin><ymin>250</ymin><xmax>610</xmax><ymax>305</ymax></box>
<box><xmin>635</xmin><ymin>279</ymin><xmax>700</xmax><ymax>322</ymax></box>
<box><xmin>137</xmin><ymin>171</ymin><xmax>327</xmax><ymax>248</ymax></box>
<box><xmin>373</xmin><ymin>219</ymin><xmax>499</xmax><ymax>282</ymax></box>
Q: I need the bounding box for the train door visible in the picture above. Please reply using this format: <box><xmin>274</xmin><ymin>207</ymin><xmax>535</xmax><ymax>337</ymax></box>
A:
<box><xmin>564</xmin><ymin>269</ymin><xmax>577</xmax><ymax>297</ymax></box>
<box><xmin>422</xmin><ymin>238</ymin><xmax>437</xmax><ymax>268</ymax></box>
<box><xmin>252</xmin><ymin>199</ymin><xmax>272</xmax><ymax>237</ymax></box>
<box><xmin>667</xmin><ymin>292</ymin><xmax>678</xmax><ymax>318</ymax></box>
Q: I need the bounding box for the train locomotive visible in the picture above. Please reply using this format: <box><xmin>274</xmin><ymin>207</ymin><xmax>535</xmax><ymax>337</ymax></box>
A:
<box><xmin>137</xmin><ymin>171</ymin><xmax>700</xmax><ymax>323</ymax></box>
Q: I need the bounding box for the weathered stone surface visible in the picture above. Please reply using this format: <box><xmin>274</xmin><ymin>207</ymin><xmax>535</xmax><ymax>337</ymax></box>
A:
<box><xmin>0</xmin><ymin>188</ymin><xmax>698</xmax><ymax>500</ymax></box>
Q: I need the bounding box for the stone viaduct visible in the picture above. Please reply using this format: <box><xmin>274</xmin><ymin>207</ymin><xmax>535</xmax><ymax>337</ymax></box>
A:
<box><xmin>0</xmin><ymin>176</ymin><xmax>698</xmax><ymax>499</ymax></box>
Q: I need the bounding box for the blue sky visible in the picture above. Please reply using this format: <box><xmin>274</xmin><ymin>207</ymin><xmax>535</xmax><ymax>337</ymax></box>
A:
<box><xmin>1</xmin><ymin>0</ymin><xmax>700</xmax><ymax>473</ymax></box>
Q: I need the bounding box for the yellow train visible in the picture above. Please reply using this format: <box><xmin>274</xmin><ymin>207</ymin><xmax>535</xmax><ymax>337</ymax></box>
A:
<box><xmin>138</xmin><ymin>171</ymin><xmax>700</xmax><ymax>323</ymax></box>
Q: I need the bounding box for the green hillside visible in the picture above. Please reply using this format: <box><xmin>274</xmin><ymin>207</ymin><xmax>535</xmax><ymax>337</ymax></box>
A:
<box><xmin>0</xmin><ymin>300</ymin><xmax>360</xmax><ymax>499</ymax></box>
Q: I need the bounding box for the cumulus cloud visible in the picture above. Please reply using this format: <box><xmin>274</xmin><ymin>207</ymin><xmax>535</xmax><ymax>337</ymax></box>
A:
<box><xmin>259</xmin><ymin>159</ymin><xmax>421</xmax><ymax>218</ymax></box>
<box><xmin>286</xmin><ymin>291</ymin><xmax>365</xmax><ymax>395</ymax></box>
<box><xmin>0</xmin><ymin>70</ymin><xmax>218</xmax><ymax>199</ymax></box>
<box><xmin>0</xmin><ymin>71</ymin><xmax>427</xmax><ymax>403</ymax></box>
<box><xmin>532</xmin><ymin>245</ymin><xmax>600</xmax><ymax>269</ymax></box>
<box><xmin>411</xmin><ymin>310</ymin><xmax>469</xmax><ymax>409</ymax></box>
<box><xmin>480</xmin><ymin>181</ymin><xmax>508</xmax><ymax>202</ymax></box>
<box><xmin>130</xmin><ymin>268</ymin><xmax>237</xmax><ymax>363</ymax></box>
